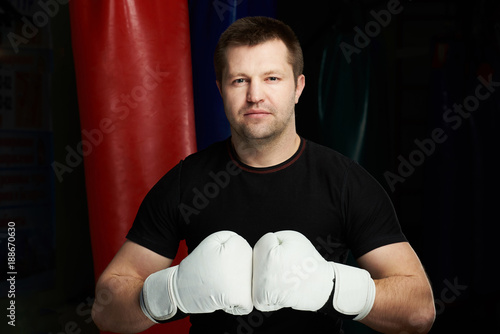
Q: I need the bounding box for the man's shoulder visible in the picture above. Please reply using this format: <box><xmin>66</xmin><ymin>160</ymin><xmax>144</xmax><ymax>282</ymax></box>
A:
<box><xmin>304</xmin><ymin>139</ymin><xmax>381</xmax><ymax>185</ymax></box>
<box><xmin>183</xmin><ymin>139</ymin><xmax>229</xmax><ymax>163</ymax></box>
<box><xmin>303</xmin><ymin>138</ymin><xmax>355</xmax><ymax>168</ymax></box>
<box><xmin>181</xmin><ymin>138</ymin><xmax>231</xmax><ymax>171</ymax></box>
<box><xmin>153</xmin><ymin>139</ymin><xmax>230</xmax><ymax>187</ymax></box>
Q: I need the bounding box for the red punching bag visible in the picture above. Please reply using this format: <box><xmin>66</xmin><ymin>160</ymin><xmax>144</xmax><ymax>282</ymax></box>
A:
<box><xmin>69</xmin><ymin>1</ymin><xmax>195</xmax><ymax>332</ymax></box>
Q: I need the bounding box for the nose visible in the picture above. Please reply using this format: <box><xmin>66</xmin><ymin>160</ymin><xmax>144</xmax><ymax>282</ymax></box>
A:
<box><xmin>247</xmin><ymin>81</ymin><xmax>264</xmax><ymax>104</ymax></box>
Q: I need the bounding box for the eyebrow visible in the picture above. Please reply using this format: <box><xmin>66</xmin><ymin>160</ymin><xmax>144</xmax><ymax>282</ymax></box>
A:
<box><xmin>227</xmin><ymin>72</ymin><xmax>247</xmax><ymax>78</ymax></box>
<box><xmin>227</xmin><ymin>70</ymin><xmax>285</xmax><ymax>78</ymax></box>
<box><xmin>263</xmin><ymin>70</ymin><xmax>285</xmax><ymax>77</ymax></box>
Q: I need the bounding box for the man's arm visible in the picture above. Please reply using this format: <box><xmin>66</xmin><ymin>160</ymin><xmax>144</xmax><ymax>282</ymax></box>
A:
<box><xmin>357</xmin><ymin>242</ymin><xmax>436</xmax><ymax>333</ymax></box>
<box><xmin>92</xmin><ymin>240</ymin><xmax>172</xmax><ymax>333</ymax></box>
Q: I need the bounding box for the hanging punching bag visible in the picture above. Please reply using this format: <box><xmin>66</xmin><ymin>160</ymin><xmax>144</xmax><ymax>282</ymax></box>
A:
<box><xmin>69</xmin><ymin>0</ymin><xmax>195</xmax><ymax>332</ymax></box>
<box><xmin>317</xmin><ymin>17</ymin><xmax>392</xmax><ymax>183</ymax></box>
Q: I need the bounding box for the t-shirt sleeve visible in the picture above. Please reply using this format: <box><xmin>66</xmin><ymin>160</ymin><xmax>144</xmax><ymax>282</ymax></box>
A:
<box><xmin>342</xmin><ymin>161</ymin><xmax>407</xmax><ymax>259</ymax></box>
<box><xmin>126</xmin><ymin>162</ymin><xmax>184</xmax><ymax>259</ymax></box>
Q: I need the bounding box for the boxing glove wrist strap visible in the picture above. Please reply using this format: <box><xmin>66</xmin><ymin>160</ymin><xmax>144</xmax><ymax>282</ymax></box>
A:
<box><xmin>318</xmin><ymin>262</ymin><xmax>376</xmax><ymax>321</ymax></box>
<box><xmin>140</xmin><ymin>266</ymin><xmax>180</xmax><ymax>323</ymax></box>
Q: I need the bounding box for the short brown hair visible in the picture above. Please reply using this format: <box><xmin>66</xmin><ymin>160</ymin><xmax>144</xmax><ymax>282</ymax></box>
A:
<box><xmin>214</xmin><ymin>16</ymin><xmax>304</xmax><ymax>84</ymax></box>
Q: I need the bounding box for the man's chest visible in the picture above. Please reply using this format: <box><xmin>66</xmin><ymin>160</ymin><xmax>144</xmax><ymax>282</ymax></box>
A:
<box><xmin>181</xmin><ymin>171</ymin><xmax>349</xmax><ymax>263</ymax></box>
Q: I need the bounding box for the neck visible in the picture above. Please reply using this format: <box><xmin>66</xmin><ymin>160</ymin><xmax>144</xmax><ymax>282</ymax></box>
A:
<box><xmin>231</xmin><ymin>131</ymin><xmax>301</xmax><ymax>168</ymax></box>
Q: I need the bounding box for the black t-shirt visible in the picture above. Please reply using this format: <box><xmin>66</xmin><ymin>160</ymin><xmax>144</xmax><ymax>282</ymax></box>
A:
<box><xmin>127</xmin><ymin>137</ymin><xmax>406</xmax><ymax>333</ymax></box>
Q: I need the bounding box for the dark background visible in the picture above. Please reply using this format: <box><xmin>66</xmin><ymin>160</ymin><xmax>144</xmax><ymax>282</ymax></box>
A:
<box><xmin>1</xmin><ymin>0</ymin><xmax>499</xmax><ymax>333</ymax></box>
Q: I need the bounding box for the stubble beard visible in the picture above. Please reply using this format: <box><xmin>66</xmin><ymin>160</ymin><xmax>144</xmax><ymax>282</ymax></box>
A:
<box><xmin>233</xmin><ymin>98</ymin><xmax>297</xmax><ymax>146</ymax></box>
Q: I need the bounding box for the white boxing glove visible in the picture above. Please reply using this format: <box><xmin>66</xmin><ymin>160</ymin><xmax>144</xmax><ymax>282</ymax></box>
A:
<box><xmin>252</xmin><ymin>230</ymin><xmax>375</xmax><ymax>321</ymax></box>
<box><xmin>140</xmin><ymin>231</ymin><xmax>253</xmax><ymax>322</ymax></box>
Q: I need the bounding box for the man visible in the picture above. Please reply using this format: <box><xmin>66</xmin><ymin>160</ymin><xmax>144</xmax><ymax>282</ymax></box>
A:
<box><xmin>92</xmin><ymin>16</ymin><xmax>435</xmax><ymax>333</ymax></box>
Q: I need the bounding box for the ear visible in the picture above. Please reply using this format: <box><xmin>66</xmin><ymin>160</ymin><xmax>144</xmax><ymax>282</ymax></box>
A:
<box><xmin>216</xmin><ymin>80</ymin><xmax>222</xmax><ymax>96</ymax></box>
<box><xmin>294</xmin><ymin>74</ymin><xmax>305</xmax><ymax>103</ymax></box>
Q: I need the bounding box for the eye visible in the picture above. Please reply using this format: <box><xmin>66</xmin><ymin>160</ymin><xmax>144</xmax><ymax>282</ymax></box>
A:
<box><xmin>233</xmin><ymin>78</ymin><xmax>246</xmax><ymax>85</ymax></box>
<box><xmin>267</xmin><ymin>77</ymin><xmax>279</xmax><ymax>82</ymax></box>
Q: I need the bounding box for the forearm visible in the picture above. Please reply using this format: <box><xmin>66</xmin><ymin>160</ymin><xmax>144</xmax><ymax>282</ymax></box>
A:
<box><xmin>92</xmin><ymin>274</ymin><xmax>154</xmax><ymax>333</ymax></box>
<box><xmin>360</xmin><ymin>275</ymin><xmax>435</xmax><ymax>333</ymax></box>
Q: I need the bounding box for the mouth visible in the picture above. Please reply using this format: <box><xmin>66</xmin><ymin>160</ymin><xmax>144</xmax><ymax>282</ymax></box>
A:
<box><xmin>243</xmin><ymin>109</ymin><xmax>272</xmax><ymax>118</ymax></box>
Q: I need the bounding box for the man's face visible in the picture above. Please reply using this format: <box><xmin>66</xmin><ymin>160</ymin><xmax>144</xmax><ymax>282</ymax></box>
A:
<box><xmin>217</xmin><ymin>39</ymin><xmax>305</xmax><ymax>143</ymax></box>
